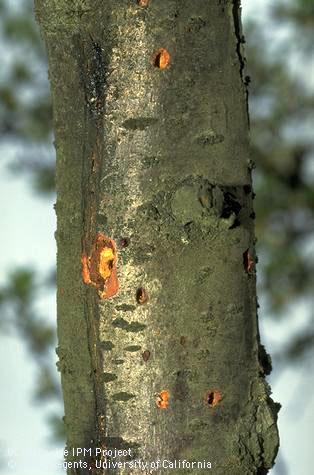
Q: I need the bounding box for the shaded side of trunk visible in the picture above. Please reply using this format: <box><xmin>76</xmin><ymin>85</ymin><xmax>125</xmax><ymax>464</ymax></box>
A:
<box><xmin>35</xmin><ymin>1</ymin><xmax>279</xmax><ymax>474</ymax></box>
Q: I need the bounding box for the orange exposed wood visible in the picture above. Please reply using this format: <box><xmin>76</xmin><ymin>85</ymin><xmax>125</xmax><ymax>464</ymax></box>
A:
<box><xmin>156</xmin><ymin>390</ymin><xmax>170</xmax><ymax>409</ymax></box>
<box><xmin>153</xmin><ymin>48</ymin><xmax>170</xmax><ymax>70</ymax></box>
<box><xmin>81</xmin><ymin>254</ymin><xmax>92</xmax><ymax>285</ymax></box>
<box><xmin>81</xmin><ymin>233</ymin><xmax>119</xmax><ymax>299</ymax></box>
<box><xmin>205</xmin><ymin>389</ymin><xmax>222</xmax><ymax>408</ymax></box>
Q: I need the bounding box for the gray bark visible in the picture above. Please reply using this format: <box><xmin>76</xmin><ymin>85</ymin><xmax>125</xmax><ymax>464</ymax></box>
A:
<box><xmin>35</xmin><ymin>1</ymin><xmax>279</xmax><ymax>474</ymax></box>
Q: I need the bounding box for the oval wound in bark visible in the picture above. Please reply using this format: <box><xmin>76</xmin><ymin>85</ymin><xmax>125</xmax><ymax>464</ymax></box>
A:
<box><xmin>156</xmin><ymin>390</ymin><xmax>170</xmax><ymax>409</ymax></box>
<box><xmin>205</xmin><ymin>389</ymin><xmax>222</xmax><ymax>408</ymax></box>
<box><xmin>81</xmin><ymin>233</ymin><xmax>119</xmax><ymax>299</ymax></box>
<box><xmin>120</xmin><ymin>237</ymin><xmax>130</xmax><ymax>247</ymax></box>
<box><xmin>153</xmin><ymin>48</ymin><xmax>170</xmax><ymax>69</ymax></box>
<box><xmin>243</xmin><ymin>248</ymin><xmax>254</xmax><ymax>274</ymax></box>
<box><xmin>136</xmin><ymin>287</ymin><xmax>148</xmax><ymax>304</ymax></box>
<box><xmin>142</xmin><ymin>350</ymin><xmax>151</xmax><ymax>362</ymax></box>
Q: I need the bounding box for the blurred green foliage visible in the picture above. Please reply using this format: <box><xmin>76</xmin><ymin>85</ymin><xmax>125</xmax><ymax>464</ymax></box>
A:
<box><xmin>245</xmin><ymin>3</ymin><xmax>314</xmax><ymax>316</ymax></box>
<box><xmin>0</xmin><ymin>0</ymin><xmax>313</xmax><ymax>442</ymax></box>
<box><xmin>0</xmin><ymin>266</ymin><xmax>64</xmax><ymax>440</ymax></box>
<box><xmin>274</xmin><ymin>0</ymin><xmax>314</xmax><ymax>32</ymax></box>
<box><xmin>0</xmin><ymin>0</ymin><xmax>54</xmax><ymax>193</ymax></box>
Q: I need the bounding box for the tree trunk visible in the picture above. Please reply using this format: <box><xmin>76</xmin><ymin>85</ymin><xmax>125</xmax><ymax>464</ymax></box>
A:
<box><xmin>35</xmin><ymin>1</ymin><xmax>279</xmax><ymax>474</ymax></box>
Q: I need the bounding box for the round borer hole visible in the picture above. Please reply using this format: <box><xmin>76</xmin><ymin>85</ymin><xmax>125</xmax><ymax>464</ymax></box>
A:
<box><xmin>142</xmin><ymin>350</ymin><xmax>151</xmax><ymax>362</ymax></box>
<box><xmin>205</xmin><ymin>389</ymin><xmax>222</xmax><ymax>408</ymax></box>
<box><xmin>156</xmin><ymin>390</ymin><xmax>170</xmax><ymax>409</ymax></box>
<box><xmin>153</xmin><ymin>48</ymin><xmax>170</xmax><ymax>70</ymax></box>
<box><xmin>120</xmin><ymin>237</ymin><xmax>130</xmax><ymax>248</ymax></box>
<box><xmin>180</xmin><ymin>336</ymin><xmax>187</xmax><ymax>345</ymax></box>
<box><xmin>136</xmin><ymin>287</ymin><xmax>148</xmax><ymax>304</ymax></box>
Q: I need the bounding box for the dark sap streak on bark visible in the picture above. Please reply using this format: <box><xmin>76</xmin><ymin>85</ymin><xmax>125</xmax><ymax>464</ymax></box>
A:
<box><xmin>75</xmin><ymin>32</ymin><xmax>110</xmax><ymax>458</ymax></box>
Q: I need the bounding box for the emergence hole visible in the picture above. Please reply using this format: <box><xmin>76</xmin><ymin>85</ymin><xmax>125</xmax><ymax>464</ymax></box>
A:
<box><xmin>205</xmin><ymin>389</ymin><xmax>222</xmax><ymax>408</ymax></box>
<box><xmin>243</xmin><ymin>248</ymin><xmax>254</xmax><ymax>273</ymax></box>
<box><xmin>180</xmin><ymin>336</ymin><xmax>187</xmax><ymax>345</ymax></box>
<box><xmin>156</xmin><ymin>390</ymin><xmax>170</xmax><ymax>409</ymax></box>
<box><xmin>153</xmin><ymin>48</ymin><xmax>170</xmax><ymax>70</ymax></box>
<box><xmin>136</xmin><ymin>287</ymin><xmax>149</xmax><ymax>304</ymax></box>
<box><xmin>142</xmin><ymin>350</ymin><xmax>151</xmax><ymax>362</ymax></box>
<box><xmin>120</xmin><ymin>237</ymin><xmax>130</xmax><ymax>248</ymax></box>
<box><xmin>138</xmin><ymin>0</ymin><xmax>149</xmax><ymax>6</ymax></box>
<box><xmin>99</xmin><ymin>247</ymin><xmax>115</xmax><ymax>281</ymax></box>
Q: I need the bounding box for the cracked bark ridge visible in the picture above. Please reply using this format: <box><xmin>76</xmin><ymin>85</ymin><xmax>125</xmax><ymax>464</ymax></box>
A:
<box><xmin>232</xmin><ymin>0</ymin><xmax>250</xmax><ymax>126</ymax></box>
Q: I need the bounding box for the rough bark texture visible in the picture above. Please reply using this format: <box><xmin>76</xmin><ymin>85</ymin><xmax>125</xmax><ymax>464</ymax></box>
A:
<box><xmin>35</xmin><ymin>1</ymin><xmax>279</xmax><ymax>474</ymax></box>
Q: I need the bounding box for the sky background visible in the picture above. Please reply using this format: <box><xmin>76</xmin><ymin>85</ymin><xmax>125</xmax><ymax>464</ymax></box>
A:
<box><xmin>0</xmin><ymin>0</ymin><xmax>313</xmax><ymax>474</ymax></box>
